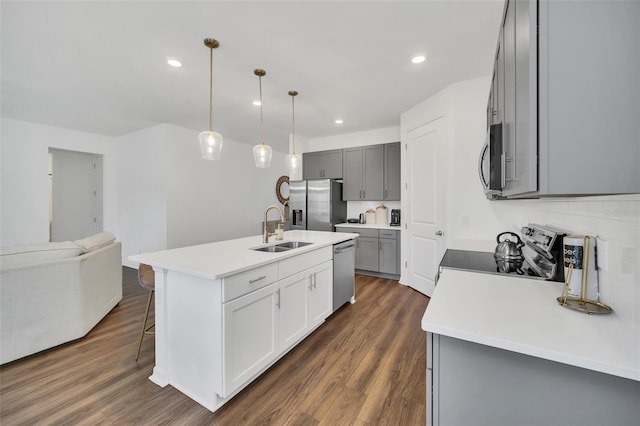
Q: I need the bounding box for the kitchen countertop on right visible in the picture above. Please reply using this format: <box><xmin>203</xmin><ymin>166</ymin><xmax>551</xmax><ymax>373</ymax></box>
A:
<box><xmin>422</xmin><ymin>269</ymin><xmax>640</xmax><ymax>382</ymax></box>
<box><xmin>336</xmin><ymin>223</ymin><xmax>400</xmax><ymax>231</ymax></box>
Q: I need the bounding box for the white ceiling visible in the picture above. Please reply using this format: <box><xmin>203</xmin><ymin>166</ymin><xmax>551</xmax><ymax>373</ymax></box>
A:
<box><xmin>1</xmin><ymin>1</ymin><xmax>503</xmax><ymax>153</ymax></box>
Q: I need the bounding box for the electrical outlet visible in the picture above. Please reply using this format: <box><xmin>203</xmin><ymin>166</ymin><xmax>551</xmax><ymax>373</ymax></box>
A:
<box><xmin>596</xmin><ymin>238</ymin><xmax>608</xmax><ymax>271</ymax></box>
<box><xmin>461</xmin><ymin>216</ymin><xmax>470</xmax><ymax>228</ymax></box>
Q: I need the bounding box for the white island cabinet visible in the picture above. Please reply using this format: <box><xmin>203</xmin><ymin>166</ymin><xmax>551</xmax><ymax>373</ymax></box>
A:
<box><xmin>422</xmin><ymin>269</ymin><xmax>640</xmax><ymax>426</ymax></box>
<box><xmin>130</xmin><ymin>230</ymin><xmax>355</xmax><ymax>412</ymax></box>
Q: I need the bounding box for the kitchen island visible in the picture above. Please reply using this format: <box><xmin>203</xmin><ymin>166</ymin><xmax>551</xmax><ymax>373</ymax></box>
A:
<box><xmin>129</xmin><ymin>230</ymin><xmax>357</xmax><ymax>412</ymax></box>
<box><xmin>422</xmin><ymin>269</ymin><xmax>640</xmax><ymax>426</ymax></box>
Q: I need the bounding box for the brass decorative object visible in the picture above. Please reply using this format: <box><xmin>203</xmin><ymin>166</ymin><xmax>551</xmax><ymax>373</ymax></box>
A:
<box><xmin>557</xmin><ymin>236</ymin><xmax>612</xmax><ymax>315</ymax></box>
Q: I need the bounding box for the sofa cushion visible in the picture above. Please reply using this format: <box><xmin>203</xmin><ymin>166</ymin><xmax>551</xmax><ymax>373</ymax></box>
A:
<box><xmin>0</xmin><ymin>241</ymin><xmax>84</xmax><ymax>269</ymax></box>
<box><xmin>74</xmin><ymin>232</ymin><xmax>116</xmax><ymax>252</ymax></box>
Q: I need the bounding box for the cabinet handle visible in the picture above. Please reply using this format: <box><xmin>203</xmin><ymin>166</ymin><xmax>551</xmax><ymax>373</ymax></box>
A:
<box><xmin>276</xmin><ymin>289</ymin><xmax>280</xmax><ymax>308</ymax></box>
<box><xmin>313</xmin><ymin>273</ymin><xmax>317</xmax><ymax>289</ymax></box>
<box><xmin>501</xmin><ymin>152</ymin><xmax>506</xmax><ymax>189</ymax></box>
<box><xmin>384</xmin><ymin>189</ymin><xmax>388</xmax><ymax>199</ymax></box>
<box><xmin>309</xmin><ymin>274</ymin><xmax>313</xmax><ymax>290</ymax></box>
<box><xmin>249</xmin><ymin>275</ymin><xmax>267</xmax><ymax>284</ymax></box>
<box><xmin>379</xmin><ymin>240</ymin><xmax>382</xmax><ymax>251</ymax></box>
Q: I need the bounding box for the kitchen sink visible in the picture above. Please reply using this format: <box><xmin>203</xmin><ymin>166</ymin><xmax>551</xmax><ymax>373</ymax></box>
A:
<box><xmin>253</xmin><ymin>245</ymin><xmax>290</xmax><ymax>253</ymax></box>
<box><xmin>251</xmin><ymin>241</ymin><xmax>312</xmax><ymax>253</ymax></box>
<box><xmin>275</xmin><ymin>241</ymin><xmax>312</xmax><ymax>249</ymax></box>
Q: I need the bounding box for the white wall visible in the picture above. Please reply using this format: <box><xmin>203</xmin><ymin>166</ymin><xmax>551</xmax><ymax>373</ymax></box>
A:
<box><xmin>0</xmin><ymin>118</ymin><xmax>116</xmax><ymax>246</ymax></box>
<box><xmin>113</xmin><ymin>125</ymin><xmax>168</xmax><ymax>266</ymax></box>
<box><xmin>406</xmin><ymin>76</ymin><xmax>640</xmax><ymax>322</ymax></box>
<box><xmin>2</xmin><ymin>118</ymin><xmax>289</xmax><ymax>268</ymax></box>
<box><xmin>304</xmin><ymin>126</ymin><xmax>400</xmax><ymax>152</ymax></box>
<box><xmin>165</xmin><ymin>124</ymin><xmax>287</xmax><ymax>249</ymax></box>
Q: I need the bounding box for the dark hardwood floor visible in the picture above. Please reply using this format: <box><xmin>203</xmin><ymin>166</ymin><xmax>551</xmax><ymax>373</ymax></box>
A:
<box><xmin>0</xmin><ymin>268</ymin><xmax>429</xmax><ymax>425</ymax></box>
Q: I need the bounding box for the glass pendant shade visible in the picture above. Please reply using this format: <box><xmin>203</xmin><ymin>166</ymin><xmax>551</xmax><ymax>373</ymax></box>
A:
<box><xmin>286</xmin><ymin>152</ymin><xmax>301</xmax><ymax>176</ymax></box>
<box><xmin>253</xmin><ymin>143</ymin><xmax>272</xmax><ymax>168</ymax></box>
<box><xmin>199</xmin><ymin>131</ymin><xmax>223</xmax><ymax>160</ymax></box>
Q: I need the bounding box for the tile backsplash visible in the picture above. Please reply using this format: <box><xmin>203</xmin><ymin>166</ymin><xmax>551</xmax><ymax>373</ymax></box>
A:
<box><xmin>346</xmin><ymin>201</ymin><xmax>401</xmax><ymax>223</ymax></box>
<box><xmin>450</xmin><ymin>195</ymin><xmax>640</xmax><ymax>323</ymax></box>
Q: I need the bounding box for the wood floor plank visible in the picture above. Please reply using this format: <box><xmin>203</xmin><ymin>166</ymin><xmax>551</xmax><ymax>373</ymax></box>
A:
<box><xmin>1</xmin><ymin>269</ymin><xmax>429</xmax><ymax>425</ymax></box>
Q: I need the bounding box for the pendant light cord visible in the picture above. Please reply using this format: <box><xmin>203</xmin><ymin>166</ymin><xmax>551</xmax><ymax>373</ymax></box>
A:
<box><xmin>291</xmin><ymin>94</ymin><xmax>296</xmax><ymax>155</ymax></box>
<box><xmin>259</xmin><ymin>75</ymin><xmax>264</xmax><ymax>146</ymax></box>
<box><xmin>209</xmin><ymin>47</ymin><xmax>213</xmax><ymax>132</ymax></box>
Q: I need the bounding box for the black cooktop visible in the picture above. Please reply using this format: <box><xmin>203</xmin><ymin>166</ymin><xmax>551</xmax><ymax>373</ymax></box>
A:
<box><xmin>439</xmin><ymin>249</ymin><xmax>501</xmax><ymax>274</ymax></box>
<box><xmin>439</xmin><ymin>249</ymin><xmax>543</xmax><ymax>279</ymax></box>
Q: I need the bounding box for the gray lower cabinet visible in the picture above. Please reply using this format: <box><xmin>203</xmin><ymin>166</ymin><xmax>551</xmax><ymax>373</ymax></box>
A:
<box><xmin>340</xmin><ymin>227</ymin><xmax>399</xmax><ymax>276</ymax></box>
<box><xmin>356</xmin><ymin>236</ymin><xmax>378</xmax><ymax>271</ymax></box>
<box><xmin>427</xmin><ymin>333</ymin><xmax>640</xmax><ymax>426</ymax></box>
<box><xmin>378</xmin><ymin>230</ymin><xmax>398</xmax><ymax>275</ymax></box>
<box><xmin>302</xmin><ymin>150</ymin><xmax>343</xmax><ymax>180</ymax></box>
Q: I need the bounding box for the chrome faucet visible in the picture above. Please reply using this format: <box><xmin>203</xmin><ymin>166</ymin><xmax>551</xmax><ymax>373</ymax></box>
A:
<box><xmin>263</xmin><ymin>205</ymin><xmax>285</xmax><ymax>243</ymax></box>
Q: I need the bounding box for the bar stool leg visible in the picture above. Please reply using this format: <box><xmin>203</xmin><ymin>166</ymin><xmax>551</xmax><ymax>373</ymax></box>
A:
<box><xmin>136</xmin><ymin>290</ymin><xmax>154</xmax><ymax>361</ymax></box>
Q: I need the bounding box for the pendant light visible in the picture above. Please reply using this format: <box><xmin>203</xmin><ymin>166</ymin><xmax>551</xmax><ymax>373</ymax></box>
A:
<box><xmin>198</xmin><ymin>38</ymin><xmax>223</xmax><ymax>160</ymax></box>
<box><xmin>253</xmin><ymin>69</ymin><xmax>272</xmax><ymax>168</ymax></box>
<box><xmin>286</xmin><ymin>90</ymin><xmax>301</xmax><ymax>177</ymax></box>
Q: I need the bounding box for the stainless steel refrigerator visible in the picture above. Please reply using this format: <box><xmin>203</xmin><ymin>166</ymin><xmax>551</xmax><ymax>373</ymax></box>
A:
<box><xmin>289</xmin><ymin>180</ymin><xmax>347</xmax><ymax>231</ymax></box>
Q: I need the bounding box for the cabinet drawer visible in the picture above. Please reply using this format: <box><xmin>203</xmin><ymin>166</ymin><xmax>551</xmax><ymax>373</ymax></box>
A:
<box><xmin>339</xmin><ymin>227</ymin><xmax>378</xmax><ymax>238</ymax></box>
<box><xmin>223</xmin><ymin>263</ymin><xmax>279</xmax><ymax>302</ymax></box>
<box><xmin>379</xmin><ymin>230</ymin><xmax>398</xmax><ymax>240</ymax></box>
<box><xmin>279</xmin><ymin>246</ymin><xmax>332</xmax><ymax>280</ymax></box>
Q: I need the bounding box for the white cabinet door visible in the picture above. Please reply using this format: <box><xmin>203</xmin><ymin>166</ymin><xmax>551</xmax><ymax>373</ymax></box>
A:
<box><xmin>308</xmin><ymin>261</ymin><xmax>333</xmax><ymax>327</ymax></box>
<box><xmin>223</xmin><ymin>282</ymin><xmax>278</xmax><ymax>397</ymax></box>
<box><xmin>278</xmin><ymin>271</ymin><xmax>310</xmax><ymax>351</ymax></box>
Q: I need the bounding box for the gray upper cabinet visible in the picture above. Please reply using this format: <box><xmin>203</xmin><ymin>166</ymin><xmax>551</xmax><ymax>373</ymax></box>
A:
<box><xmin>322</xmin><ymin>150</ymin><xmax>343</xmax><ymax>179</ymax></box>
<box><xmin>383</xmin><ymin>142</ymin><xmax>401</xmax><ymax>201</ymax></box>
<box><xmin>538</xmin><ymin>0</ymin><xmax>639</xmax><ymax>195</ymax></box>
<box><xmin>302</xmin><ymin>150</ymin><xmax>343</xmax><ymax>180</ymax></box>
<box><xmin>342</xmin><ymin>148</ymin><xmax>364</xmax><ymax>200</ymax></box>
<box><xmin>489</xmin><ymin>0</ymin><xmax>639</xmax><ymax>198</ymax></box>
<box><xmin>343</xmin><ymin>145</ymin><xmax>383</xmax><ymax>200</ymax></box>
<box><xmin>343</xmin><ymin>144</ymin><xmax>399</xmax><ymax>201</ymax></box>
<box><xmin>501</xmin><ymin>0</ymin><xmax>536</xmax><ymax>197</ymax></box>
<box><xmin>363</xmin><ymin>146</ymin><xmax>384</xmax><ymax>200</ymax></box>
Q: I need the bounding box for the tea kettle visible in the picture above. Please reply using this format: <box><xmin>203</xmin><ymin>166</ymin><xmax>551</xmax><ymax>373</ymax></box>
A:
<box><xmin>493</xmin><ymin>231</ymin><xmax>525</xmax><ymax>274</ymax></box>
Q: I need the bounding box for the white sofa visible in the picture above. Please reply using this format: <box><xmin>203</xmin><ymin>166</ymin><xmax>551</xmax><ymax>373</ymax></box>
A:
<box><xmin>0</xmin><ymin>233</ymin><xmax>123</xmax><ymax>364</ymax></box>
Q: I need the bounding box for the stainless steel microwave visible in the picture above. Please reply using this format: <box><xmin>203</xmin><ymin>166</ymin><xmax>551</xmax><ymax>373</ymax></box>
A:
<box><xmin>478</xmin><ymin>123</ymin><xmax>504</xmax><ymax>199</ymax></box>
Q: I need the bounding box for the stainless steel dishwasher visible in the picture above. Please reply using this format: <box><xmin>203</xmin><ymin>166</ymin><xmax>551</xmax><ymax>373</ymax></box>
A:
<box><xmin>333</xmin><ymin>240</ymin><xmax>356</xmax><ymax>312</ymax></box>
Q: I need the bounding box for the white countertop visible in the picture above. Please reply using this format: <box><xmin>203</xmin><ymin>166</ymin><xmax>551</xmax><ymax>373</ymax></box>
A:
<box><xmin>336</xmin><ymin>223</ymin><xmax>401</xmax><ymax>231</ymax></box>
<box><xmin>129</xmin><ymin>230</ymin><xmax>357</xmax><ymax>281</ymax></box>
<box><xmin>422</xmin><ymin>269</ymin><xmax>640</xmax><ymax>381</ymax></box>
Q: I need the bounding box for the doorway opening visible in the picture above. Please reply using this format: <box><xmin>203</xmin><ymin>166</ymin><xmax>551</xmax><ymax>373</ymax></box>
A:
<box><xmin>49</xmin><ymin>148</ymin><xmax>103</xmax><ymax>242</ymax></box>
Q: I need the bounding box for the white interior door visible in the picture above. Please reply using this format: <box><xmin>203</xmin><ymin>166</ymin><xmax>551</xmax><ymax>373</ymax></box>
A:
<box><xmin>404</xmin><ymin>118</ymin><xmax>446</xmax><ymax>296</ymax></box>
<box><xmin>50</xmin><ymin>148</ymin><xmax>103</xmax><ymax>241</ymax></box>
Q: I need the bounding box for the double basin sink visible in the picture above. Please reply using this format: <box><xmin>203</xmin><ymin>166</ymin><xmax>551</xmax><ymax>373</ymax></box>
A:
<box><xmin>252</xmin><ymin>241</ymin><xmax>312</xmax><ymax>253</ymax></box>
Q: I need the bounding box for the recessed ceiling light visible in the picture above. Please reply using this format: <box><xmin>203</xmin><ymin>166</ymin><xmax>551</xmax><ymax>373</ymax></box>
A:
<box><xmin>167</xmin><ymin>59</ymin><xmax>182</xmax><ymax>67</ymax></box>
<box><xmin>411</xmin><ymin>55</ymin><xmax>426</xmax><ymax>64</ymax></box>
<box><xmin>253</xmin><ymin>100</ymin><xmax>262</xmax><ymax>106</ymax></box>
<box><xmin>335</xmin><ymin>119</ymin><xmax>343</xmax><ymax>124</ymax></box>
